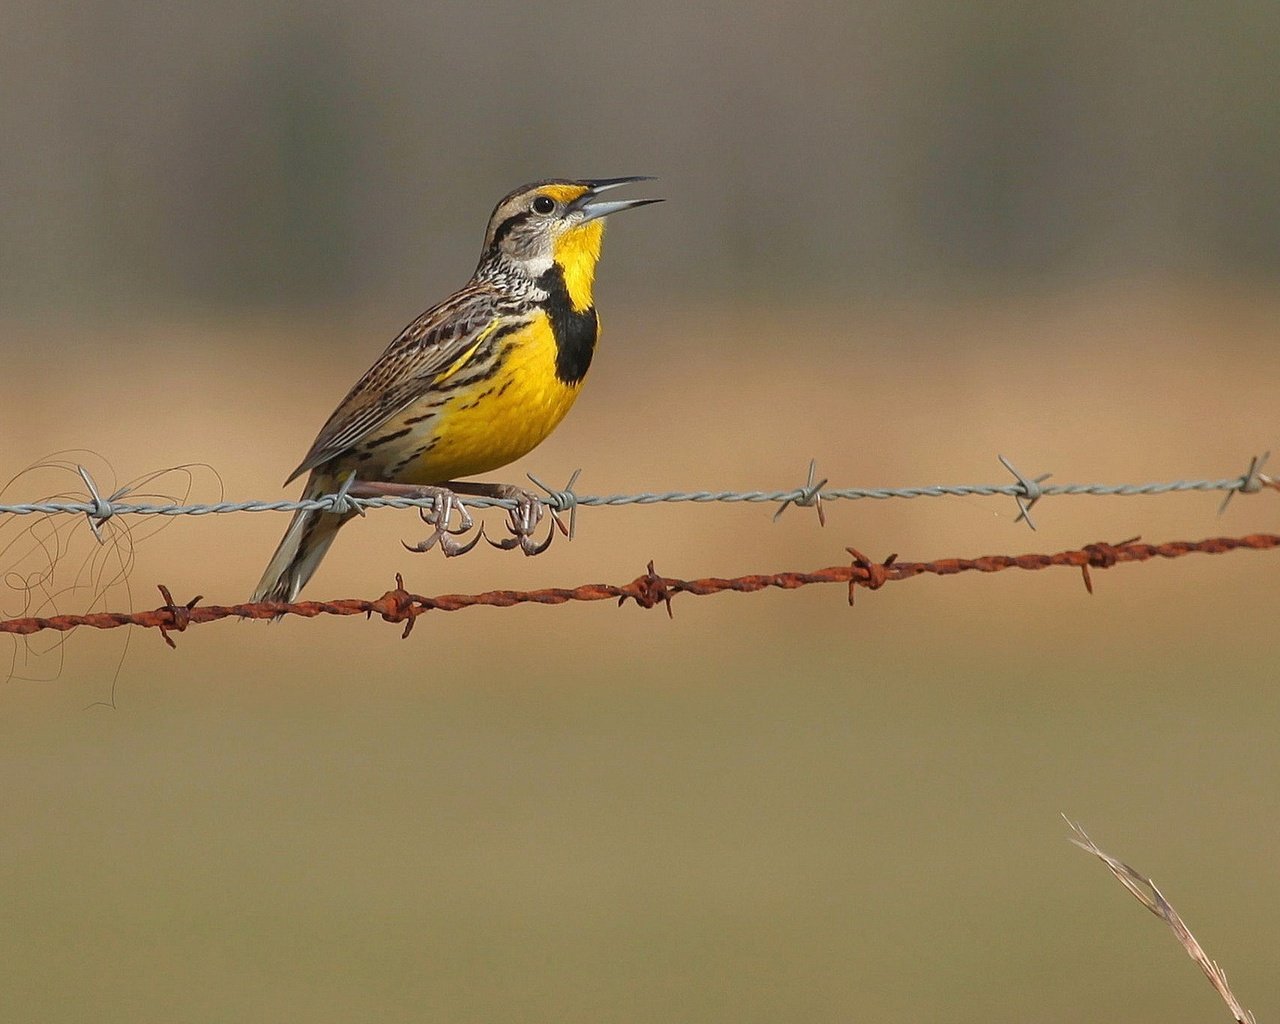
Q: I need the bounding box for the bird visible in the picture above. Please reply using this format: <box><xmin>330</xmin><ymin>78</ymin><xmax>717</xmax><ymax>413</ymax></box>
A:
<box><xmin>252</xmin><ymin>177</ymin><xmax>662</xmax><ymax>603</ymax></box>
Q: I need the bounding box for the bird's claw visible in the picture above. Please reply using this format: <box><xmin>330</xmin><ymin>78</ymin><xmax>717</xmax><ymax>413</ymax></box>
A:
<box><xmin>484</xmin><ymin>489</ymin><xmax>563</xmax><ymax>556</ymax></box>
<box><xmin>438</xmin><ymin>523</ymin><xmax>487</xmax><ymax>557</ymax></box>
<box><xmin>402</xmin><ymin>487</ymin><xmax>482</xmax><ymax>556</ymax></box>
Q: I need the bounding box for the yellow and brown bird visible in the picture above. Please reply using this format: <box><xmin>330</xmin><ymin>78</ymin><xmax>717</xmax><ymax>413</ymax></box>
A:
<box><xmin>253</xmin><ymin>177</ymin><xmax>662</xmax><ymax>602</ymax></box>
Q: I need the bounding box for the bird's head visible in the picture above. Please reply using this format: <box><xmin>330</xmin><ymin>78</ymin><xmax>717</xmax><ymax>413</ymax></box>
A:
<box><xmin>478</xmin><ymin>177</ymin><xmax>662</xmax><ymax>309</ymax></box>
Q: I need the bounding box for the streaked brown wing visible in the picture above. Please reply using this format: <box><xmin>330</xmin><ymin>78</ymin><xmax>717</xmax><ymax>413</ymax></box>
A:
<box><xmin>286</xmin><ymin>284</ymin><xmax>516</xmax><ymax>482</ymax></box>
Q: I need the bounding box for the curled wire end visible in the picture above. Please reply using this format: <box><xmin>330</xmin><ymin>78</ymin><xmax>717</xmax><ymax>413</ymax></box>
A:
<box><xmin>998</xmin><ymin>454</ymin><xmax>1052</xmax><ymax>531</ymax></box>
<box><xmin>774</xmin><ymin>458</ymin><xmax>828</xmax><ymax>526</ymax></box>
<box><xmin>1218</xmin><ymin>451</ymin><xmax>1271</xmax><ymax>515</ymax></box>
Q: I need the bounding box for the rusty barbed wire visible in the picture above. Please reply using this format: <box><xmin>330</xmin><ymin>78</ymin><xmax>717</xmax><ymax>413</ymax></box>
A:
<box><xmin>1</xmin><ymin>533</ymin><xmax>1275</xmax><ymax>644</ymax></box>
<box><xmin>0</xmin><ymin>452</ymin><xmax>1274</xmax><ymax>535</ymax></box>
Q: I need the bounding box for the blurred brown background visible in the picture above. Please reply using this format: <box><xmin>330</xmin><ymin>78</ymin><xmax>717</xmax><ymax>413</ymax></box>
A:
<box><xmin>1</xmin><ymin>3</ymin><xmax>1277</xmax><ymax>1022</ymax></box>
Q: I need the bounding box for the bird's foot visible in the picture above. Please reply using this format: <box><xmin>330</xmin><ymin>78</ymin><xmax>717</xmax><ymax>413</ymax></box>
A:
<box><xmin>400</xmin><ymin>486</ymin><xmax>484</xmax><ymax>556</ymax></box>
<box><xmin>474</xmin><ymin>484</ymin><xmax>566</xmax><ymax>556</ymax></box>
<box><xmin>344</xmin><ymin>479</ymin><xmax>486</xmax><ymax>558</ymax></box>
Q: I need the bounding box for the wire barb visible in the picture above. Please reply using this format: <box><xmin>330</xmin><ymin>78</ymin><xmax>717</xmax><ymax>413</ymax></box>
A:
<box><xmin>527</xmin><ymin>468</ymin><xmax>582</xmax><ymax>539</ymax></box>
<box><xmin>621</xmin><ymin>560</ymin><xmax>674</xmax><ymax>617</ymax></box>
<box><xmin>76</xmin><ymin>464</ymin><xmax>120</xmax><ymax>543</ymax></box>
<box><xmin>1218</xmin><ymin>450</ymin><xmax>1270</xmax><ymax>515</ymax></box>
<box><xmin>773</xmin><ymin>459</ymin><xmax>828</xmax><ymax>526</ymax></box>
<box><xmin>845</xmin><ymin>547</ymin><xmax>897</xmax><ymax>604</ymax></box>
<box><xmin>154</xmin><ymin>583</ymin><xmax>202</xmax><ymax>649</ymax></box>
<box><xmin>329</xmin><ymin>470</ymin><xmax>366</xmax><ymax>517</ymax></box>
<box><xmin>998</xmin><ymin>454</ymin><xmax>1052</xmax><ymax>530</ymax></box>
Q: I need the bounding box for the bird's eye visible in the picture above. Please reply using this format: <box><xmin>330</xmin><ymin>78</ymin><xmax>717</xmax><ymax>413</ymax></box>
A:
<box><xmin>531</xmin><ymin>195</ymin><xmax>556</xmax><ymax>215</ymax></box>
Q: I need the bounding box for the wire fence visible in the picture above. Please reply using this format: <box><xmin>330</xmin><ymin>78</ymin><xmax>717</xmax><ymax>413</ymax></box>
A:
<box><xmin>1</xmin><ymin>451</ymin><xmax>1275</xmax><ymax>643</ymax></box>
<box><xmin>0</xmin><ymin>452</ymin><xmax>1273</xmax><ymax>534</ymax></box>
<box><xmin>2</xmin><ymin>533</ymin><xmax>1276</xmax><ymax>644</ymax></box>
<box><xmin>5</xmin><ymin>456</ymin><xmax>1265</xmax><ymax>1019</ymax></box>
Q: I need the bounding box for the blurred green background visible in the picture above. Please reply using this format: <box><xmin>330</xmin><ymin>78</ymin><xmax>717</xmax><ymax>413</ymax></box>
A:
<box><xmin>1</xmin><ymin>3</ymin><xmax>1277</xmax><ymax>1022</ymax></box>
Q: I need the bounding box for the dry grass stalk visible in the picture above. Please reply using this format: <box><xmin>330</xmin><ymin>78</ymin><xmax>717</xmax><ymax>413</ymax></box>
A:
<box><xmin>1066</xmin><ymin>817</ymin><xmax>1256</xmax><ymax>1024</ymax></box>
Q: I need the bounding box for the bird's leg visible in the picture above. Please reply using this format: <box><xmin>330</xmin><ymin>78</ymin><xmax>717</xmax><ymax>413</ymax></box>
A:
<box><xmin>345</xmin><ymin>480</ymin><xmax>483</xmax><ymax>556</ymax></box>
<box><xmin>442</xmin><ymin>480</ymin><xmax>567</xmax><ymax>556</ymax></box>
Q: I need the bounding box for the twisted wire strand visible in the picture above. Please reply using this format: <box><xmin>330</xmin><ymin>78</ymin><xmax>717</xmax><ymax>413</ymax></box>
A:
<box><xmin>0</xmin><ymin>456</ymin><xmax>1272</xmax><ymax>521</ymax></box>
<box><xmin>2</xmin><ymin>532</ymin><xmax>1276</xmax><ymax>643</ymax></box>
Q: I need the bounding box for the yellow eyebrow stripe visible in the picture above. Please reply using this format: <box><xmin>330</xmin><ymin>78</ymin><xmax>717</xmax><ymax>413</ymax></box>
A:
<box><xmin>431</xmin><ymin>319</ymin><xmax>503</xmax><ymax>386</ymax></box>
<box><xmin>538</xmin><ymin>183</ymin><xmax>590</xmax><ymax>204</ymax></box>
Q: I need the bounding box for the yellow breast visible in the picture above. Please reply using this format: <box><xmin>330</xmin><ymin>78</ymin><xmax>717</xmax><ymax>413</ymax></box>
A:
<box><xmin>412</xmin><ymin>311</ymin><xmax>584</xmax><ymax>482</ymax></box>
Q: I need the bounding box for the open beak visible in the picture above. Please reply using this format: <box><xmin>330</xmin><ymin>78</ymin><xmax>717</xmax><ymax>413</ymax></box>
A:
<box><xmin>571</xmin><ymin>176</ymin><xmax>664</xmax><ymax>223</ymax></box>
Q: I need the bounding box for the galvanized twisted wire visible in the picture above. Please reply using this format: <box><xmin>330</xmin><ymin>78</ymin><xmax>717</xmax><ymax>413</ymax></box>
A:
<box><xmin>0</xmin><ymin>452</ymin><xmax>1272</xmax><ymax>530</ymax></box>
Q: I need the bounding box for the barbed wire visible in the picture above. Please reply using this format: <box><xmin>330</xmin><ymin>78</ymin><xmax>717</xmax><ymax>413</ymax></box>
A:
<box><xmin>0</xmin><ymin>452</ymin><xmax>1273</xmax><ymax>534</ymax></box>
<box><xmin>2</xmin><ymin>532</ymin><xmax>1275</xmax><ymax>644</ymax></box>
